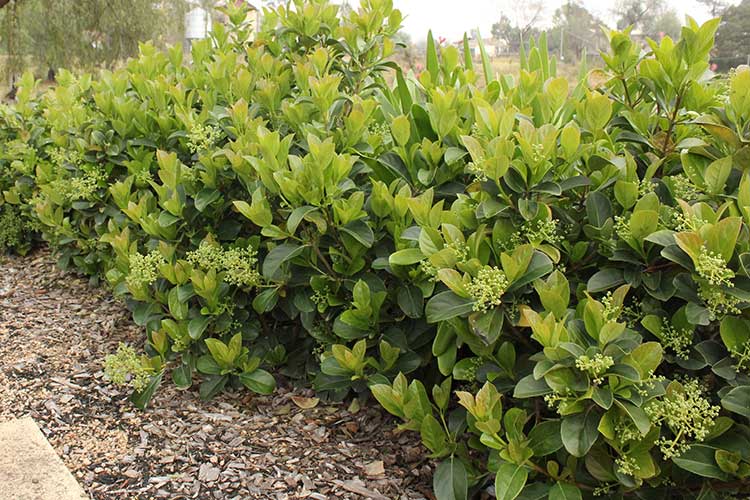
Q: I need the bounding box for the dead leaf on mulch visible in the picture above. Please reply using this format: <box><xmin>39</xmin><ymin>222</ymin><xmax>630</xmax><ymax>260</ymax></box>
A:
<box><xmin>364</xmin><ymin>460</ymin><xmax>385</xmax><ymax>476</ymax></box>
<box><xmin>291</xmin><ymin>396</ymin><xmax>320</xmax><ymax>409</ymax></box>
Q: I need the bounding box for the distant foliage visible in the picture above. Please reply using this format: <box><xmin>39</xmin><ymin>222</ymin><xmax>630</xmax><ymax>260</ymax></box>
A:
<box><xmin>1</xmin><ymin>0</ymin><xmax>187</xmax><ymax>78</ymax></box>
<box><xmin>2</xmin><ymin>1</ymin><xmax>750</xmax><ymax>498</ymax></box>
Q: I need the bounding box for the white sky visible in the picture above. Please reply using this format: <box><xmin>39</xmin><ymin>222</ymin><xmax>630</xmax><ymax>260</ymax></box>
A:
<box><xmin>320</xmin><ymin>0</ymin><xmax>737</xmax><ymax>43</ymax></box>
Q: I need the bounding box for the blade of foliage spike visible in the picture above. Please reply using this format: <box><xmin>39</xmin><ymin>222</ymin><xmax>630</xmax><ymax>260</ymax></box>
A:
<box><xmin>577</xmin><ymin>47</ymin><xmax>588</xmax><ymax>80</ymax></box>
<box><xmin>538</xmin><ymin>31</ymin><xmax>549</xmax><ymax>81</ymax></box>
<box><xmin>462</xmin><ymin>33</ymin><xmax>473</xmax><ymax>71</ymax></box>
<box><xmin>519</xmin><ymin>33</ymin><xmax>527</xmax><ymax>70</ymax></box>
<box><xmin>395</xmin><ymin>68</ymin><xmax>413</xmax><ymax>113</ymax></box>
<box><xmin>426</xmin><ymin>30</ymin><xmax>439</xmax><ymax>82</ymax></box>
<box><xmin>475</xmin><ymin>29</ymin><xmax>495</xmax><ymax>83</ymax></box>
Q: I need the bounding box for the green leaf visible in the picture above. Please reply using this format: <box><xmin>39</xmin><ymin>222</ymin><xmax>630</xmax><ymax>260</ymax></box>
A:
<box><xmin>371</xmin><ymin>384</ymin><xmax>404</xmax><ymax>418</ymax></box>
<box><xmin>592</xmin><ymin>386</ymin><xmax>613</xmax><ymax>409</ymax></box>
<box><xmin>704</xmin><ymin>156</ymin><xmax>733</xmax><ymax>195</ymax></box>
<box><xmin>720</xmin><ymin>316</ymin><xmax>750</xmax><ymax>353</ymax></box>
<box><xmin>561</xmin><ymin>408</ymin><xmax>599</xmax><ymax>457</ymax></box>
<box><xmin>615</xmin><ymin>400</ymin><xmax>651</xmax><ymax>435</ymax></box>
<box><xmin>586</xmin><ymin>191</ymin><xmax>612</xmax><ymax>227</ymax></box>
<box><xmin>188</xmin><ymin>316</ymin><xmax>211</xmax><ymax>340</ymax></box>
<box><xmin>513</xmin><ymin>375</ymin><xmax>552</xmax><ymax>398</ymax></box>
<box><xmin>396</xmin><ymin>69</ymin><xmax>413</xmax><ymax>112</ymax></box>
<box><xmin>194</xmin><ymin>188</ymin><xmax>222</xmax><ymax>212</ymax></box>
<box><xmin>673</xmin><ymin>444</ymin><xmax>729</xmax><ymax>480</ymax></box>
<box><xmin>706</xmin><ymin>217</ymin><xmax>742</xmax><ymax>262</ymax></box>
<box><xmin>548</xmin><ymin>482</ymin><xmax>582</xmax><ymax>500</ymax></box>
<box><xmin>171</xmin><ymin>363</ymin><xmax>192</xmax><ymax>389</ymax></box>
<box><xmin>527</xmin><ymin>420</ymin><xmax>563</xmax><ymax>456</ymax></box>
<box><xmin>287</xmin><ymin>206</ymin><xmax>317</xmax><ymax>235</ymax></box>
<box><xmin>239</xmin><ymin>369</ymin><xmax>276</xmax><ymax>394</ymax></box>
<box><xmin>420</xmin><ymin>414</ymin><xmax>448</xmax><ymax>456</ymax></box>
<box><xmin>199</xmin><ymin>374</ymin><xmax>228</xmax><ymax>400</ymax></box>
<box><xmin>389</xmin><ymin>248</ymin><xmax>425</xmax><ymax>266</ymax></box>
<box><xmin>425</xmin><ymin>291</ymin><xmax>474</xmax><ymax>323</ymax></box>
<box><xmin>131</xmin><ymin>371</ymin><xmax>163</xmax><ymax>409</ymax></box>
<box><xmin>426</xmin><ymin>30</ymin><xmax>439</xmax><ymax>82</ymax></box>
<box><xmin>623</xmin><ymin>342</ymin><xmax>663</xmax><ymax>378</ymax></box>
<box><xmin>475</xmin><ymin>29</ymin><xmax>495</xmax><ymax>84</ymax></box>
<box><xmin>495</xmin><ymin>463</ymin><xmax>528</xmax><ymax>500</ymax></box>
<box><xmin>433</xmin><ymin>457</ymin><xmax>468</xmax><ymax>500</ymax></box>
<box><xmin>340</xmin><ymin>220</ymin><xmax>375</xmax><ymax>248</ymax></box>
<box><xmin>721</xmin><ymin>386</ymin><xmax>750</xmax><ymax>417</ymax></box>
<box><xmin>252</xmin><ymin>288</ymin><xmax>279</xmax><ymax>313</ymax></box>
<box><xmin>397</xmin><ymin>285</ymin><xmax>423</xmax><ymax>319</ymax></box>
<box><xmin>262</xmin><ymin>243</ymin><xmax>306</xmax><ymax>281</ymax></box>
<box><xmin>587</xmin><ymin>268</ymin><xmax>625</xmax><ymax>293</ymax></box>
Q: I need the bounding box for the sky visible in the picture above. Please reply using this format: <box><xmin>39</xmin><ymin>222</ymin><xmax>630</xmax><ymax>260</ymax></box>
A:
<box><xmin>335</xmin><ymin>0</ymin><xmax>736</xmax><ymax>43</ymax></box>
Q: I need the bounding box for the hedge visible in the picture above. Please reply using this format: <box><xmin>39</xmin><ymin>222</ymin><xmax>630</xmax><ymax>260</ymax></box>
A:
<box><xmin>2</xmin><ymin>1</ymin><xmax>750</xmax><ymax>498</ymax></box>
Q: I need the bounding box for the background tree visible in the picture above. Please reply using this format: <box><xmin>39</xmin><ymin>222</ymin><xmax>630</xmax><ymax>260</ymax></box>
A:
<box><xmin>714</xmin><ymin>0</ymin><xmax>750</xmax><ymax>70</ymax></box>
<box><xmin>491</xmin><ymin>1</ymin><xmax>543</xmax><ymax>53</ymax></box>
<box><xmin>546</xmin><ymin>1</ymin><xmax>607</xmax><ymax>62</ymax></box>
<box><xmin>613</xmin><ymin>0</ymin><xmax>682</xmax><ymax>39</ymax></box>
<box><xmin>0</xmin><ymin>0</ymin><xmax>187</xmax><ymax>88</ymax></box>
<box><xmin>697</xmin><ymin>0</ymin><xmax>729</xmax><ymax>17</ymax></box>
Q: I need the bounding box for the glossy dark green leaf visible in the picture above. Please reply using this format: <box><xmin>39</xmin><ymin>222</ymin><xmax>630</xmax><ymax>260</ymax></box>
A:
<box><xmin>561</xmin><ymin>408</ymin><xmax>599</xmax><ymax>457</ymax></box>
<box><xmin>425</xmin><ymin>291</ymin><xmax>474</xmax><ymax>323</ymax></box>
<box><xmin>433</xmin><ymin>457</ymin><xmax>468</xmax><ymax>500</ymax></box>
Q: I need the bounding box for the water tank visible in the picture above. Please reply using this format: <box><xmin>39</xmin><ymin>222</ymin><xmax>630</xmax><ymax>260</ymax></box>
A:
<box><xmin>185</xmin><ymin>7</ymin><xmax>210</xmax><ymax>40</ymax></box>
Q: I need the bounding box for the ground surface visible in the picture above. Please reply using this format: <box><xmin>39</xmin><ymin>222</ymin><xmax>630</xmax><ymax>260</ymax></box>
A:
<box><xmin>0</xmin><ymin>417</ymin><xmax>88</xmax><ymax>500</ymax></box>
<box><xmin>0</xmin><ymin>249</ymin><xmax>432</xmax><ymax>500</ymax></box>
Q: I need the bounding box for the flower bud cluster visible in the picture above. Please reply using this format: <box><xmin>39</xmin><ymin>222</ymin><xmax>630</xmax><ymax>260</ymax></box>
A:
<box><xmin>187</xmin><ymin>241</ymin><xmax>261</xmax><ymax>288</ymax></box>
<box><xmin>467</xmin><ymin>265</ymin><xmax>508</xmax><ymax>312</ymax></box>
<box><xmin>104</xmin><ymin>343</ymin><xmax>153</xmax><ymax>392</ymax></box>
<box><xmin>126</xmin><ymin>250</ymin><xmax>166</xmax><ymax>289</ymax></box>
<box><xmin>575</xmin><ymin>353</ymin><xmax>615</xmax><ymax>384</ymax></box>
<box><xmin>696</xmin><ymin>246</ymin><xmax>734</xmax><ymax>287</ymax></box>
<box><xmin>645</xmin><ymin>379</ymin><xmax>719</xmax><ymax>459</ymax></box>
<box><xmin>187</xmin><ymin>123</ymin><xmax>222</xmax><ymax>153</ymax></box>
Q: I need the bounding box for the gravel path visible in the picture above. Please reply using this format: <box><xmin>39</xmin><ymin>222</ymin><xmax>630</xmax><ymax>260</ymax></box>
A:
<box><xmin>0</xmin><ymin>249</ymin><xmax>432</xmax><ymax>500</ymax></box>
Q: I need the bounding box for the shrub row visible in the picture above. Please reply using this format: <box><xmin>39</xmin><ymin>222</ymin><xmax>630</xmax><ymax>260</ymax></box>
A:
<box><xmin>2</xmin><ymin>1</ymin><xmax>750</xmax><ymax>497</ymax></box>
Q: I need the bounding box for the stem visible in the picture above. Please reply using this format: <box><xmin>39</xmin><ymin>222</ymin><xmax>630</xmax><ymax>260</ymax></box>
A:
<box><xmin>621</xmin><ymin>77</ymin><xmax>634</xmax><ymax>109</ymax></box>
<box><xmin>313</xmin><ymin>243</ymin><xmax>335</xmax><ymax>275</ymax></box>
<box><xmin>661</xmin><ymin>93</ymin><xmax>682</xmax><ymax>156</ymax></box>
<box><xmin>526</xmin><ymin>460</ymin><xmax>595</xmax><ymax>491</ymax></box>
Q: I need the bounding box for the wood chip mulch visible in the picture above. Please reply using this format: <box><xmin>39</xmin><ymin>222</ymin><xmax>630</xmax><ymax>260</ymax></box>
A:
<box><xmin>0</xmin><ymin>249</ymin><xmax>434</xmax><ymax>500</ymax></box>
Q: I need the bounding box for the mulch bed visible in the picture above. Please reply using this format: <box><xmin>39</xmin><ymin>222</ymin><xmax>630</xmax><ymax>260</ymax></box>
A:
<box><xmin>0</xmin><ymin>249</ymin><xmax>433</xmax><ymax>499</ymax></box>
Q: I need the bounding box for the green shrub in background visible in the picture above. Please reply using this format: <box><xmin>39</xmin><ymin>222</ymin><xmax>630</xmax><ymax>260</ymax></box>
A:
<box><xmin>2</xmin><ymin>1</ymin><xmax>750</xmax><ymax>497</ymax></box>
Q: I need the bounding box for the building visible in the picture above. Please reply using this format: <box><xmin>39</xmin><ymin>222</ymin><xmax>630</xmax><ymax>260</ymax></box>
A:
<box><xmin>455</xmin><ymin>35</ymin><xmax>507</xmax><ymax>60</ymax></box>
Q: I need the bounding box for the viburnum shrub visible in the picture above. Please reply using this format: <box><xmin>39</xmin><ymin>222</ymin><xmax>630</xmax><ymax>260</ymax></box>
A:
<box><xmin>2</xmin><ymin>1</ymin><xmax>750</xmax><ymax>497</ymax></box>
